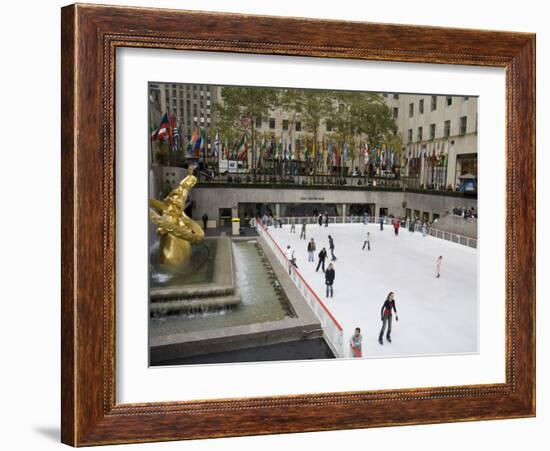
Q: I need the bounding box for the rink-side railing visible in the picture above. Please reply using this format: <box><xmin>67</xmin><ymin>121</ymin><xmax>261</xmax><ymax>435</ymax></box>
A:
<box><xmin>256</xmin><ymin>223</ymin><xmax>344</xmax><ymax>358</ymax></box>
<box><xmin>266</xmin><ymin>216</ymin><xmax>477</xmax><ymax>249</ymax></box>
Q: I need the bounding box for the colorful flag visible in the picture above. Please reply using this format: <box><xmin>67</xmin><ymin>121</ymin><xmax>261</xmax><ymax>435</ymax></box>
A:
<box><xmin>236</xmin><ymin>132</ymin><xmax>248</xmax><ymax>160</ymax></box>
<box><xmin>151</xmin><ymin>113</ymin><xmax>170</xmax><ymax>141</ymax></box>
<box><xmin>193</xmin><ymin>128</ymin><xmax>203</xmax><ymax>157</ymax></box>
<box><xmin>213</xmin><ymin>131</ymin><xmax>220</xmax><ymax>158</ymax></box>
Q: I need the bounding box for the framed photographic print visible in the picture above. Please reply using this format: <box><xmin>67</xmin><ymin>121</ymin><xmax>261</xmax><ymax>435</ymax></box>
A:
<box><xmin>61</xmin><ymin>3</ymin><xmax>536</xmax><ymax>446</ymax></box>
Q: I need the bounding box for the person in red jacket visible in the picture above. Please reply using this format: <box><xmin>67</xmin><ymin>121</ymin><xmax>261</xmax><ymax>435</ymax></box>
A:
<box><xmin>393</xmin><ymin>218</ymin><xmax>400</xmax><ymax>236</ymax></box>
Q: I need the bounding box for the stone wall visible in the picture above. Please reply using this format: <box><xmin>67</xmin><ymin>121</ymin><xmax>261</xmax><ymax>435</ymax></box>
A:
<box><xmin>190</xmin><ymin>186</ymin><xmax>477</xmax><ymax>224</ymax></box>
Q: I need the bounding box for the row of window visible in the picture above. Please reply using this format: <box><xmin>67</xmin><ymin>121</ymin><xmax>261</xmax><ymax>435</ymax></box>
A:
<box><xmin>407</xmin><ymin>116</ymin><xmax>468</xmax><ymax>142</ymax></box>
<box><xmin>264</xmin><ymin>118</ymin><xmax>302</xmax><ymax>131</ymax></box>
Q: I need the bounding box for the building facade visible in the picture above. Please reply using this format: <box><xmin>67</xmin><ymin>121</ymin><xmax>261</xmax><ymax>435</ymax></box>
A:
<box><xmin>382</xmin><ymin>93</ymin><xmax>478</xmax><ymax>189</ymax></box>
<box><xmin>148</xmin><ymin>82</ymin><xmax>221</xmax><ymax>143</ymax></box>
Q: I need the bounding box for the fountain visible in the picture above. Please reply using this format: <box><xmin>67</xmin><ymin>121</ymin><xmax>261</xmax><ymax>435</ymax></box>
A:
<box><xmin>148</xmin><ymin>169</ymin><xmax>329</xmax><ymax>365</ymax></box>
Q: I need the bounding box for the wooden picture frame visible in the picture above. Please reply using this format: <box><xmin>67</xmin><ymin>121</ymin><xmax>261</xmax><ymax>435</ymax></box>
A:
<box><xmin>61</xmin><ymin>3</ymin><xmax>536</xmax><ymax>446</ymax></box>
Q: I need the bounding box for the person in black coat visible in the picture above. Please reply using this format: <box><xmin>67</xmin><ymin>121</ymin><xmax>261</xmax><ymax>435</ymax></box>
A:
<box><xmin>316</xmin><ymin>247</ymin><xmax>327</xmax><ymax>272</ymax></box>
<box><xmin>378</xmin><ymin>292</ymin><xmax>399</xmax><ymax>344</ymax></box>
<box><xmin>324</xmin><ymin>213</ymin><xmax>329</xmax><ymax>227</ymax></box>
<box><xmin>318</xmin><ymin>214</ymin><xmax>323</xmax><ymax>227</ymax></box>
<box><xmin>325</xmin><ymin>263</ymin><xmax>335</xmax><ymax>297</ymax></box>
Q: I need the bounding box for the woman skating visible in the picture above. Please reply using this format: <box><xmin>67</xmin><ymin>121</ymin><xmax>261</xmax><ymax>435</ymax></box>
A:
<box><xmin>378</xmin><ymin>292</ymin><xmax>398</xmax><ymax>345</ymax></box>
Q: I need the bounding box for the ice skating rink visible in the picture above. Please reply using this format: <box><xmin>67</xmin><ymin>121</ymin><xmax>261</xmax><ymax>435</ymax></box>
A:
<box><xmin>268</xmin><ymin>223</ymin><xmax>478</xmax><ymax>359</ymax></box>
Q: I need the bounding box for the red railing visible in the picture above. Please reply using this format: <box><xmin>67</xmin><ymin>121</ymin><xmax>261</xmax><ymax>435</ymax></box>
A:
<box><xmin>256</xmin><ymin>221</ymin><xmax>344</xmax><ymax>356</ymax></box>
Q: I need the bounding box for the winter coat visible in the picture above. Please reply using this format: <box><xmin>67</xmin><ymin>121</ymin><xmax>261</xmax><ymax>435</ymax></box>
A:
<box><xmin>328</xmin><ymin>237</ymin><xmax>335</xmax><ymax>250</ymax></box>
<box><xmin>318</xmin><ymin>249</ymin><xmax>327</xmax><ymax>261</ymax></box>
<box><xmin>307</xmin><ymin>242</ymin><xmax>316</xmax><ymax>252</ymax></box>
<box><xmin>325</xmin><ymin>268</ymin><xmax>335</xmax><ymax>285</ymax></box>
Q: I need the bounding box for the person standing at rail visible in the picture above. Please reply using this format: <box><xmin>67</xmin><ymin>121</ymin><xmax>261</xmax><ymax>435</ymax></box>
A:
<box><xmin>349</xmin><ymin>327</ymin><xmax>363</xmax><ymax>358</ymax></box>
<box><xmin>285</xmin><ymin>245</ymin><xmax>295</xmax><ymax>275</ymax></box>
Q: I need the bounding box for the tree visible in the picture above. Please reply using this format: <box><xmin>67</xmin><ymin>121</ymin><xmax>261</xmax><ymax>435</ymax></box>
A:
<box><xmin>213</xmin><ymin>87</ymin><xmax>279</xmax><ymax>170</ymax></box>
<box><xmin>278</xmin><ymin>89</ymin><xmax>334</xmax><ymax>178</ymax></box>
<box><xmin>328</xmin><ymin>92</ymin><xmax>398</xmax><ymax>175</ymax></box>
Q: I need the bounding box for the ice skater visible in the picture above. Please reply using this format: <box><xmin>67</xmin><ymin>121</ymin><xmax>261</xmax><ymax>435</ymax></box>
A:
<box><xmin>349</xmin><ymin>327</ymin><xmax>363</xmax><ymax>358</ymax></box>
<box><xmin>393</xmin><ymin>218</ymin><xmax>400</xmax><ymax>236</ymax></box>
<box><xmin>318</xmin><ymin>214</ymin><xmax>323</xmax><ymax>227</ymax></box>
<box><xmin>379</xmin><ymin>215</ymin><xmax>385</xmax><ymax>231</ymax></box>
<box><xmin>328</xmin><ymin>235</ymin><xmax>337</xmax><ymax>261</ymax></box>
<box><xmin>316</xmin><ymin>247</ymin><xmax>327</xmax><ymax>272</ymax></box>
<box><xmin>422</xmin><ymin>222</ymin><xmax>428</xmax><ymax>237</ymax></box>
<box><xmin>378</xmin><ymin>292</ymin><xmax>398</xmax><ymax>345</ymax></box>
<box><xmin>300</xmin><ymin>220</ymin><xmax>307</xmax><ymax>239</ymax></box>
<box><xmin>436</xmin><ymin>255</ymin><xmax>443</xmax><ymax>278</ymax></box>
<box><xmin>324</xmin><ymin>213</ymin><xmax>329</xmax><ymax>227</ymax></box>
<box><xmin>285</xmin><ymin>245</ymin><xmax>295</xmax><ymax>275</ymax></box>
<box><xmin>290</xmin><ymin>217</ymin><xmax>296</xmax><ymax>233</ymax></box>
<box><xmin>307</xmin><ymin>238</ymin><xmax>316</xmax><ymax>262</ymax></box>
<box><xmin>325</xmin><ymin>263</ymin><xmax>335</xmax><ymax>298</ymax></box>
<box><xmin>362</xmin><ymin>231</ymin><xmax>371</xmax><ymax>251</ymax></box>
<box><xmin>202</xmin><ymin>213</ymin><xmax>208</xmax><ymax>230</ymax></box>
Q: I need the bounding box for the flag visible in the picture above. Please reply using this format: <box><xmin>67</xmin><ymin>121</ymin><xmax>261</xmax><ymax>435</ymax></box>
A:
<box><xmin>223</xmin><ymin>137</ymin><xmax>229</xmax><ymax>159</ymax></box>
<box><xmin>193</xmin><ymin>128</ymin><xmax>203</xmax><ymax>157</ymax></box>
<box><xmin>169</xmin><ymin>114</ymin><xmax>179</xmax><ymax>151</ymax></box>
<box><xmin>236</xmin><ymin>132</ymin><xmax>248</xmax><ymax>160</ymax></box>
<box><xmin>213</xmin><ymin>131</ymin><xmax>220</xmax><ymax>158</ymax></box>
<box><xmin>201</xmin><ymin>128</ymin><xmax>207</xmax><ymax>159</ymax></box>
<box><xmin>151</xmin><ymin>113</ymin><xmax>169</xmax><ymax>141</ymax></box>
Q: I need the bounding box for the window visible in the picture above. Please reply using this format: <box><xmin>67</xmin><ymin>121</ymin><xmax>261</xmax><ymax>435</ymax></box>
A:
<box><xmin>282</xmin><ymin>119</ymin><xmax>289</xmax><ymax>130</ymax></box>
<box><xmin>417</xmin><ymin>126</ymin><xmax>423</xmax><ymax>142</ymax></box>
<box><xmin>408</xmin><ymin>129</ymin><xmax>413</xmax><ymax>142</ymax></box>
<box><xmin>463</xmin><ymin>96</ymin><xmax>469</xmax><ymax>101</ymax></box>
<box><xmin>295</xmin><ymin>121</ymin><xmax>301</xmax><ymax>132</ymax></box>
<box><xmin>393</xmin><ymin>107</ymin><xmax>399</xmax><ymax>118</ymax></box>
<box><xmin>430</xmin><ymin>123</ymin><xmax>436</xmax><ymax>140</ymax></box>
<box><xmin>393</xmin><ymin>93</ymin><xmax>399</xmax><ymax>99</ymax></box>
<box><xmin>431</xmin><ymin>95</ymin><xmax>437</xmax><ymax>111</ymax></box>
<box><xmin>444</xmin><ymin>120</ymin><xmax>451</xmax><ymax>138</ymax></box>
<box><xmin>255</xmin><ymin>115</ymin><xmax>262</xmax><ymax>128</ymax></box>
<box><xmin>419</xmin><ymin>99</ymin><xmax>424</xmax><ymax>114</ymax></box>
<box><xmin>269</xmin><ymin>118</ymin><xmax>275</xmax><ymax>129</ymax></box>
<box><xmin>460</xmin><ymin>116</ymin><xmax>467</xmax><ymax>135</ymax></box>
<box><xmin>382</xmin><ymin>93</ymin><xmax>388</xmax><ymax>97</ymax></box>
<box><xmin>326</xmin><ymin>121</ymin><xmax>333</xmax><ymax>132</ymax></box>
<box><xmin>446</xmin><ymin>96</ymin><xmax>453</xmax><ymax>106</ymax></box>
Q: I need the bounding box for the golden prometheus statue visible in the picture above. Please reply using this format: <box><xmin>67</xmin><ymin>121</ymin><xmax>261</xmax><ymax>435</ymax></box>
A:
<box><xmin>149</xmin><ymin>166</ymin><xmax>205</xmax><ymax>266</ymax></box>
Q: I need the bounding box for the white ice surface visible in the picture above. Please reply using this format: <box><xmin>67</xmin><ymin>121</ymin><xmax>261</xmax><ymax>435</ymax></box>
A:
<box><xmin>268</xmin><ymin>223</ymin><xmax>478</xmax><ymax>359</ymax></box>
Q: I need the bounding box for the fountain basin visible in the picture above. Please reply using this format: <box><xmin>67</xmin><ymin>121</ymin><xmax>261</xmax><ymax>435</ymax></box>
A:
<box><xmin>150</xmin><ymin>236</ymin><xmax>241</xmax><ymax>315</ymax></box>
<box><xmin>150</xmin><ymin>237</ymin><xmax>323</xmax><ymax>365</ymax></box>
